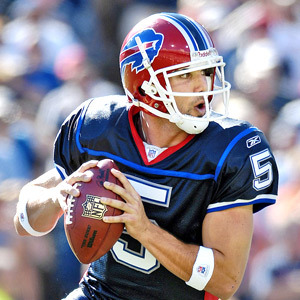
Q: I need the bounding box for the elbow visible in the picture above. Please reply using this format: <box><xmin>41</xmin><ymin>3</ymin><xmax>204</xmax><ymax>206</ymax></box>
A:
<box><xmin>205</xmin><ymin>271</ymin><xmax>242</xmax><ymax>300</ymax></box>
<box><xmin>219</xmin><ymin>283</ymin><xmax>239</xmax><ymax>300</ymax></box>
<box><xmin>213</xmin><ymin>276</ymin><xmax>241</xmax><ymax>300</ymax></box>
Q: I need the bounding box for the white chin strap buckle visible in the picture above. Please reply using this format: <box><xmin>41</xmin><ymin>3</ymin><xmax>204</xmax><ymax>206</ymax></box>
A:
<box><xmin>141</xmin><ymin>81</ymin><xmax>157</xmax><ymax>95</ymax></box>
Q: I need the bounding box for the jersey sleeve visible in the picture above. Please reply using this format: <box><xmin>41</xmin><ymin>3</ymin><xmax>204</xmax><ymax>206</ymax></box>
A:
<box><xmin>208</xmin><ymin>129</ymin><xmax>278</xmax><ymax>213</ymax></box>
<box><xmin>53</xmin><ymin>100</ymin><xmax>91</xmax><ymax>179</ymax></box>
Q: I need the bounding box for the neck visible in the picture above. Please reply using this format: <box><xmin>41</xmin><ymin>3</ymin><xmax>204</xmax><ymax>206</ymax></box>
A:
<box><xmin>139</xmin><ymin>111</ymin><xmax>189</xmax><ymax>148</ymax></box>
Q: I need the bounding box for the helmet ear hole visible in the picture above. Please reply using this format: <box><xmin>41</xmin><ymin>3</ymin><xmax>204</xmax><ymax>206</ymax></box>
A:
<box><xmin>138</xmin><ymin>86</ymin><xmax>146</xmax><ymax>96</ymax></box>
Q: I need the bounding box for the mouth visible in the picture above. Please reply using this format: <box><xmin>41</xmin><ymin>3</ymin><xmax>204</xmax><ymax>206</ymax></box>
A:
<box><xmin>195</xmin><ymin>101</ymin><xmax>206</xmax><ymax>116</ymax></box>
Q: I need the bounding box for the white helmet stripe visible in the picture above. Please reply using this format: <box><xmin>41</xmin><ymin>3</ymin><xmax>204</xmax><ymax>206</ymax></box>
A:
<box><xmin>159</xmin><ymin>14</ymin><xmax>199</xmax><ymax>51</ymax></box>
<box><xmin>159</xmin><ymin>13</ymin><xmax>214</xmax><ymax>51</ymax></box>
<box><xmin>180</xmin><ymin>14</ymin><xmax>214</xmax><ymax>48</ymax></box>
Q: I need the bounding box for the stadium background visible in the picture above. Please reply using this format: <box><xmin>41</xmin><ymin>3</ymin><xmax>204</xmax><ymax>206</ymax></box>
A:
<box><xmin>0</xmin><ymin>0</ymin><xmax>300</xmax><ymax>299</ymax></box>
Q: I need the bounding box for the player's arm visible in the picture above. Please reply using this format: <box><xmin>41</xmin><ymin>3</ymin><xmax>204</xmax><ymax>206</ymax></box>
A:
<box><xmin>14</xmin><ymin>168</ymin><xmax>63</xmax><ymax>236</ymax></box>
<box><xmin>102</xmin><ymin>168</ymin><xmax>253</xmax><ymax>300</ymax></box>
<box><xmin>138</xmin><ymin>206</ymin><xmax>252</xmax><ymax>299</ymax></box>
<box><xmin>14</xmin><ymin>160</ymin><xmax>99</xmax><ymax>236</ymax></box>
<box><xmin>202</xmin><ymin>205</ymin><xmax>253</xmax><ymax>298</ymax></box>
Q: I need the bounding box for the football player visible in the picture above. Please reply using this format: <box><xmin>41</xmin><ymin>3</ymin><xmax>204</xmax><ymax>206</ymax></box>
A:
<box><xmin>14</xmin><ymin>12</ymin><xmax>278</xmax><ymax>300</ymax></box>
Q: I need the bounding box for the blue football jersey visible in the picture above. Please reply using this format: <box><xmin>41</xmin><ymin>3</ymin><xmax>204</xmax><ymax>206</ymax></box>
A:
<box><xmin>54</xmin><ymin>96</ymin><xmax>278</xmax><ymax>300</ymax></box>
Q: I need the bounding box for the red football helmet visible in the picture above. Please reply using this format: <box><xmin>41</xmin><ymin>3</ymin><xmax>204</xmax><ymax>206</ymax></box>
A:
<box><xmin>119</xmin><ymin>12</ymin><xmax>231</xmax><ymax>134</ymax></box>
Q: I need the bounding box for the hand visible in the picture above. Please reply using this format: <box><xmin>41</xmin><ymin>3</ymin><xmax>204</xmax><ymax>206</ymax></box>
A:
<box><xmin>54</xmin><ymin>160</ymin><xmax>99</xmax><ymax>212</ymax></box>
<box><xmin>101</xmin><ymin>168</ymin><xmax>152</xmax><ymax>241</ymax></box>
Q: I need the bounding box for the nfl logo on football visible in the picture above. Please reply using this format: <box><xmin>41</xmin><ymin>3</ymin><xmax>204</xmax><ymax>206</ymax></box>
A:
<box><xmin>82</xmin><ymin>195</ymin><xmax>108</xmax><ymax>220</ymax></box>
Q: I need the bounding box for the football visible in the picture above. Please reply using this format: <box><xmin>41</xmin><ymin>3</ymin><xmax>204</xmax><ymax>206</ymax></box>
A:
<box><xmin>64</xmin><ymin>159</ymin><xmax>124</xmax><ymax>264</ymax></box>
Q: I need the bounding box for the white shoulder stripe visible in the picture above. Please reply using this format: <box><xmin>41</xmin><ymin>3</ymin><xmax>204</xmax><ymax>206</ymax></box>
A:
<box><xmin>207</xmin><ymin>194</ymin><xmax>277</xmax><ymax>211</ymax></box>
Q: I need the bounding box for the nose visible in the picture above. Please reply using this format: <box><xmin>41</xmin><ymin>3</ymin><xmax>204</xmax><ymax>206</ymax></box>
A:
<box><xmin>193</xmin><ymin>71</ymin><xmax>208</xmax><ymax>92</ymax></box>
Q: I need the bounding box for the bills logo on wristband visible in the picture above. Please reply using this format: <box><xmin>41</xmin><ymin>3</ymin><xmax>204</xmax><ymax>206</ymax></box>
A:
<box><xmin>18</xmin><ymin>202</ymin><xmax>53</xmax><ymax>237</ymax></box>
<box><xmin>186</xmin><ymin>246</ymin><xmax>214</xmax><ymax>291</ymax></box>
<box><xmin>20</xmin><ymin>212</ymin><xmax>25</xmax><ymax>222</ymax></box>
<box><xmin>197</xmin><ymin>265</ymin><xmax>209</xmax><ymax>277</ymax></box>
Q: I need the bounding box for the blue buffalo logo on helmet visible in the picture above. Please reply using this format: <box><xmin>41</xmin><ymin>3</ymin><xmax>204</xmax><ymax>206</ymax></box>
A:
<box><xmin>120</xmin><ymin>28</ymin><xmax>164</xmax><ymax>79</ymax></box>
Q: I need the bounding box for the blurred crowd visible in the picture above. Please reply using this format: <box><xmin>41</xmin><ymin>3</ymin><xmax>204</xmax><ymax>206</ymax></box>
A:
<box><xmin>0</xmin><ymin>0</ymin><xmax>300</xmax><ymax>299</ymax></box>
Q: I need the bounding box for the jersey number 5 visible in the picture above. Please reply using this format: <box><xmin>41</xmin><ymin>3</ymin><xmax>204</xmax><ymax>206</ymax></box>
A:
<box><xmin>110</xmin><ymin>175</ymin><xmax>172</xmax><ymax>274</ymax></box>
<box><xmin>250</xmin><ymin>149</ymin><xmax>273</xmax><ymax>191</ymax></box>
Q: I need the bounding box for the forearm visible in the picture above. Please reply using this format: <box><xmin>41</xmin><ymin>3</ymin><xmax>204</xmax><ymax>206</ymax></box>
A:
<box><xmin>138</xmin><ymin>221</ymin><xmax>197</xmax><ymax>282</ymax></box>
<box><xmin>137</xmin><ymin>221</ymin><xmax>246</xmax><ymax>300</ymax></box>
<box><xmin>14</xmin><ymin>169</ymin><xmax>64</xmax><ymax>236</ymax></box>
<box><xmin>16</xmin><ymin>184</ymin><xmax>63</xmax><ymax>235</ymax></box>
<box><xmin>202</xmin><ymin>206</ymin><xmax>254</xmax><ymax>299</ymax></box>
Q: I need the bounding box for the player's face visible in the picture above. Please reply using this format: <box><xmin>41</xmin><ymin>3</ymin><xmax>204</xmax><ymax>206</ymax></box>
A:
<box><xmin>168</xmin><ymin>69</ymin><xmax>210</xmax><ymax>117</ymax></box>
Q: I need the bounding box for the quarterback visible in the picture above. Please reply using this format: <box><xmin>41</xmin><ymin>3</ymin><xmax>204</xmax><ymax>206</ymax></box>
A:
<box><xmin>14</xmin><ymin>12</ymin><xmax>278</xmax><ymax>300</ymax></box>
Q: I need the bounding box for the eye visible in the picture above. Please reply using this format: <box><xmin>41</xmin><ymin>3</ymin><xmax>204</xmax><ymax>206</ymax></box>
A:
<box><xmin>179</xmin><ymin>72</ymin><xmax>191</xmax><ymax>79</ymax></box>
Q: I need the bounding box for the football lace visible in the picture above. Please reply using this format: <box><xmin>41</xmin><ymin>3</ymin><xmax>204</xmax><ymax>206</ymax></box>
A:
<box><xmin>65</xmin><ymin>194</ymin><xmax>75</xmax><ymax>225</ymax></box>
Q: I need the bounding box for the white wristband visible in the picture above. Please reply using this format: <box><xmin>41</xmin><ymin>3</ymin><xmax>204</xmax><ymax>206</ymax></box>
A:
<box><xmin>186</xmin><ymin>246</ymin><xmax>214</xmax><ymax>291</ymax></box>
<box><xmin>18</xmin><ymin>197</ymin><xmax>52</xmax><ymax>237</ymax></box>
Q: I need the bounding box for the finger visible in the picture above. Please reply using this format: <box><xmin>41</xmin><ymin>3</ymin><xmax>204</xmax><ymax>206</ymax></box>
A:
<box><xmin>59</xmin><ymin>195</ymin><xmax>69</xmax><ymax>213</ymax></box>
<box><xmin>79</xmin><ymin>160</ymin><xmax>99</xmax><ymax>172</ymax></box>
<box><xmin>56</xmin><ymin>182</ymin><xmax>79</xmax><ymax>211</ymax></box>
<box><xmin>101</xmin><ymin>196</ymin><xmax>133</xmax><ymax>214</ymax></box>
<box><xmin>110</xmin><ymin>168</ymin><xmax>138</xmax><ymax>195</ymax></box>
<box><xmin>67</xmin><ymin>168</ymin><xmax>95</xmax><ymax>186</ymax></box>
<box><xmin>103</xmin><ymin>181</ymin><xmax>137</xmax><ymax>205</ymax></box>
<box><xmin>65</xmin><ymin>182</ymin><xmax>81</xmax><ymax>197</ymax></box>
<box><xmin>67</xmin><ymin>160</ymin><xmax>99</xmax><ymax>184</ymax></box>
<box><xmin>103</xmin><ymin>215</ymin><xmax>125</xmax><ymax>224</ymax></box>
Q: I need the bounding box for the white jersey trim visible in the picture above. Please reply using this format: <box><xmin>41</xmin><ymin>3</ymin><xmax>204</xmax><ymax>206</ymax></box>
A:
<box><xmin>207</xmin><ymin>194</ymin><xmax>277</xmax><ymax>212</ymax></box>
